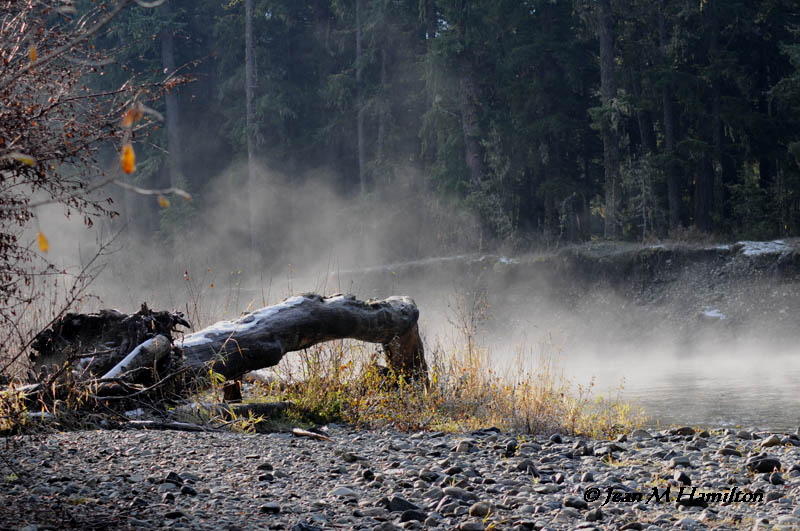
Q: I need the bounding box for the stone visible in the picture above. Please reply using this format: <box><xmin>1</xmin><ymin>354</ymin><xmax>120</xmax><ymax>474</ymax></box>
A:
<box><xmin>504</xmin><ymin>440</ymin><xmax>518</xmax><ymax>457</ymax></box>
<box><xmin>716</xmin><ymin>447</ymin><xmax>742</xmax><ymax>457</ymax></box>
<box><xmin>443</xmin><ymin>486</ymin><xmax>478</xmax><ymax>501</ymax></box>
<box><xmin>549</xmin><ymin>434</ymin><xmax>563</xmax><ymax>444</ymax></box>
<box><xmin>329</xmin><ymin>486</ymin><xmax>358</xmax><ymax>498</ymax></box>
<box><xmin>454</xmin><ymin>440</ymin><xmax>477</xmax><ymax>453</ymax></box>
<box><xmin>399</xmin><ymin>510</ymin><xmax>427</xmax><ymax>522</ymax></box>
<box><xmin>180</xmin><ymin>485</ymin><xmax>197</xmax><ymax>496</ymax></box>
<box><xmin>760</xmin><ymin>435</ymin><xmax>781</xmax><ymax>448</ymax></box>
<box><xmin>259</xmin><ymin>502</ymin><xmax>281</xmax><ymax>514</ymax></box>
<box><xmin>468</xmin><ymin>501</ymin><xmax>492</xmax><ymax>517</ymax></box>
<box><xmin>164</xmin><ymin>511</ymin><xmax>185</xmax><ymax>519</ymax></box>
<box><xmin>372</xmin><ymin>523</ymin><xmax>402</xmax><ymax>531</ymax></box>
<box><xmin>163</xmin><ymin>472</ymin><xmax>183</xmax><ymax>486</ymax></box>
<box><xmin>675</xmin><ymin>517</ymin><xmax>700</xmax><ymax>528</ymax></box>
<box><xmin>418</xmin><ymin>469</ymin><xmax>438</xmax><ymax>482</ymax></box>
<box><xmin>563</xmin><ymin>496</ymin><xmax>588</xmax><ymax>510</ymax></box>
<box><xmin>388</xmin><ymin>496</ymin><xmax>420</xmax><ymax>512</ymax></box>
<box><xmin>669</xmin><ymin>455</ymin><xmax>692</xmax><ymax>468</ymax></box>
<box><xmin>673</xmin><ymin>470</ymin><xmax>691</xmax><ymax>486</ymax></box>
<box><xmin>746</xmin><ymin>456</ymin><xmax>782</xmax><ymax>473</ymax></box>
<box><xmin>458</xmin><ymin>522</ymin><xmax>485</xmax><ymax>531</ymax></box>
<box><xmin>585</xmin><ymin>508</ymin><xmax>603</xmax><ymax>522</ymax></box>
<box><xmin>515</xmin><ymin>459</ymin><xmax>538</xmax><ymax>475</ymax></box>
<box><xmin>580</xmin><ymin>472</ymin><xmax>594</xmax><ymax>482</ymax></box>
<box><xmin>291</xmin><ymin>524</ymin><xmax>323</xmax><ymax>531</ymax></box>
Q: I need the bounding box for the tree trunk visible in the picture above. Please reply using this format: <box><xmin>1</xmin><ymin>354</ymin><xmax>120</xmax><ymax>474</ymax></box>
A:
<box><xmin>160</xmin><ymin>13</ymin><xmax>182</xmax><ymax>188</ymax></box>
<box><xmin>629</xmin><ymin>67</ymin><xmax>656</xmax><ymax>154</ymax></box>
<box><xmin>695</xmin><ymin>0</ymin><xmax>719</xmax><ymax>233</ymax></box>
<box><xmin>598</xmin><ymin>0</ymin><xmax>620</xmax><ymax>239</ymax></box>
<box><xmin>356</xmin><ymin>0</ymin><xmax>366</xmax><ymax>196</ymax></box>
<box><xmin>659</xmin><ymin>0</ymin><xmax>681</xmax><ymax>230</ymax></box>
<box><xmin>244</xmin><ymin>0</ymin><xmax>258</xmax><ymax>262</ymax></box>
<box><xmin>376</xmin><ymin>46</ymin><xmax>388</xmax><ymax>166</ymax></box>
<box><xmin>712</xmin><ymin>76</ymin><xmax>727</xmax><ymax>226</ymax></box>
<box><xmin>24</xmin><ymin>295</ymin><xmax>428</xmax><ymax>405</ymax></box>
<box><xmin>694</xmin><ymin>156</ymin><xmax>714</xmax><ymax>232</ymax></box>
<box><xmin>459</xmin><ymin>65</ymin><xmax>486</xmax><ymax>188</ymax></box>
<box><xmin>180</xmin><ymin>294</ymin><xmax>426</xmax><ymax>382</ymax></box>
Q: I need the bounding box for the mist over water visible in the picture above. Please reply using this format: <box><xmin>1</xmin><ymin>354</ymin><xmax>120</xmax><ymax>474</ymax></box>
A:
<box><xmin>32</xmin><ymin>161</ymin><xmax>800</xmax><ymax>432</ymax></box>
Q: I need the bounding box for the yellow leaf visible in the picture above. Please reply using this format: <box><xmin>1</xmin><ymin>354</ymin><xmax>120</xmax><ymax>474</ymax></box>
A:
<box><xmin>37</xmin><ymin>232</ymin><xmax>49</xmax><ymax>253</ymax></box>
<box><xmin>28</xmin><ymin>46</ymin><xmax>37</xmax><ymax>63</ymax></box>
<box><xmin>6</xmin><ymin>152</ymin><xmax>36</xmax><ymax>166</ymax></box>
<box><xmin>121</xmin><ymin>107</ymin><xmax>143</xmax><ymax>128</ymax></box>
<box><xmin>120</xmin><ymin>144</ymin><xmax>135</xmax><ymax>174</ymax></box>
<box><xmin>157</xmin><ymin>195</ymin><xmax>170</xmax><ymax>208</ymax></box>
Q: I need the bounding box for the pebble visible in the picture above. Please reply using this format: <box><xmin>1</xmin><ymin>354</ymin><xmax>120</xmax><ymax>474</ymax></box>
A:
<box><xmin>468</xmin><ymin>501</ymin><xmax>491</xmax><ymax>517</ymax></box>
<box><xmin>387</xmin><ymin>495</ymin><xmax>420</xmax><ymax>512</ymax></box>
<box><xmin>1</xmin><ymin>426</ymin><xmax>797</xmax><ymax>530</ymax></box>
<box><xmin>259</xmin><ymin>502</ymin><xmax>281</xmax><ymax>514</ymax></box>
<box><xmin>329</xmin><ymin>486</ymin><xmax>358</xmax><ymax>498</ymax></box>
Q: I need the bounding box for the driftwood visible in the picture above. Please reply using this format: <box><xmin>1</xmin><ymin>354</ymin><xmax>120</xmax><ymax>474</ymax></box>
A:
<box><xmin>180</xmin><ymin>294</ymin><xmax>427</xmax><ymax>381</ymax></box>
<box><xmin>20</xmin><ymin>293</ymin><xmax>426</xmax><ymax>405</ymax></box>
<box><xmin>29</xmin><ymin>305</ymin><xmax>188</xmax><ymax>382</ymax></box>
<box><xmin>101</xmin><ymin>335</ymin><xmax>171</xmax><ymax>380</ymax></box>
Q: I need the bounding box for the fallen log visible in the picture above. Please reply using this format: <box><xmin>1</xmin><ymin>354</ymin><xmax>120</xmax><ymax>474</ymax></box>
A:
<box><xmin>179</xmin><ymin>293</ymin><xmax>427</xmax><ymax>382</ymax></box>
<box><xmin>20</xmin><ymin>293</ymin><xmax>427</xmax><ymax>405</ymax></box>
<box><xmin>29</xmin><ymin>305</ymin><xmax>188</xmax><ymax>382</ymax></box>
<box><xmin>101</xmin><ymin>335</ymin><xmax>171</xmax><ymax>380</ymax></box>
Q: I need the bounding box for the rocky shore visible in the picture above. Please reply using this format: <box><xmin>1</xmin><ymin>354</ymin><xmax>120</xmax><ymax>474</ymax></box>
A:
<box><xmin>1</xmin><ymin>425</ymin><xmax>798</xmax><ymax>530</ymax></box>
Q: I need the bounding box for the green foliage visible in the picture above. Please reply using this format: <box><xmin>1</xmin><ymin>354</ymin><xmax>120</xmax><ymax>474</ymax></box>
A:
<box><xmin>90</xmin><ymin>0</ymin><xmax>800</xmax><ymax>246</ymax></box>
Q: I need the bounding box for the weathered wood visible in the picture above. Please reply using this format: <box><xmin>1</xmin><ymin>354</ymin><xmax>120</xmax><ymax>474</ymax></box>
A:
<box><xmin>101</xmin><ymin>335</ymin><xmax>171</xmax><ymax>380</ymax></box>
<box><xmin>180</xmin><ymin>294</ymin><xmax>426</xmax><ymax>382</ymax></box>
<box><xmin>29</xmin><ymin>305</ymin><xmax>188</xmax><ymax>381</ymax></box>
<box><xmin>15</xmin><ymin>293</ymin><xmax>426</xmax><ymax>407</ymax></box>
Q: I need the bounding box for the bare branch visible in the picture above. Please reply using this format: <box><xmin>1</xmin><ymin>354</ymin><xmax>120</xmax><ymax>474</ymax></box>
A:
<box><xmin>0</xmin><ymin>0</ymin><xmax>134</xmax><ymax>92</ymax></box>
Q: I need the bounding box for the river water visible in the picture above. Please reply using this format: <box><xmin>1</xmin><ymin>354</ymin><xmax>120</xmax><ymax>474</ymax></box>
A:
<box><xmin>556</xmin><ymin>348</ymin><xmax>800</xmax><ymax>432</ymax></box>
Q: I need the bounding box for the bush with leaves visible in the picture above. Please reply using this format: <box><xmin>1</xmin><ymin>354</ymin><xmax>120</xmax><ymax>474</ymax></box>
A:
<box><xmin>0</xmin><ymin>0</ymin><xmax>183</xmax><ymax>374</ymax></box>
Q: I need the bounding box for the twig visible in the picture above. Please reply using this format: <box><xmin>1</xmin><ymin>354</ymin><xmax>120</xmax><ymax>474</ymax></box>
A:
<box><xmin>292</xmin><ymin>427</ymin><xmax>333</xmax><ymax>442</ymax></box>
<box><xmin>0</xmin><ymin>0</ymin><xmax>134</xmax><ymax>91</ymax></box>
<box><xmin>90</xmin><ymin>365</ymin><xmax>193</xmax><ymax>401</ymax></box>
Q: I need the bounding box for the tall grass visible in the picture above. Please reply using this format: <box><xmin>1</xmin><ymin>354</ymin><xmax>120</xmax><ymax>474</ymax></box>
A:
<box><xmin>249</xmin><ymin>336</ymin><xmax>644</xmax><ymax>438</ymax></box>
<box><xmin>251</xmin><ymin>289</ymin><xmax>646</xmax><ymax>438</ymax></box>
<box><xmin>1</xmin><ymin>263</ymin><xmax>645</xmax><ymax>439</ymax></box>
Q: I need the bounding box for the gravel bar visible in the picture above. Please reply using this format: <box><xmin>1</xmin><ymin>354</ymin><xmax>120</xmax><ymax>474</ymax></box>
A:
<box><xmin>1</xmin><ymin>426</ymin><xmax>799</xmax><ymax>530</ymax></box>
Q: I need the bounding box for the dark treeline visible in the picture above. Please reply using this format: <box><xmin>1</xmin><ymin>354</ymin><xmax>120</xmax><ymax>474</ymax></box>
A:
<box><xmin>98</xmin><ymin>0</ymin><xmax>800</xmax><ymax>247</ymax></box>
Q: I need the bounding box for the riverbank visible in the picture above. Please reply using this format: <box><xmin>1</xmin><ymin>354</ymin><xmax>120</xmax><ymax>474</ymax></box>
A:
<box><xmin>2</xmin><ymin>425</ymin><xmax>798</xmax><ymax>530</ymax></box>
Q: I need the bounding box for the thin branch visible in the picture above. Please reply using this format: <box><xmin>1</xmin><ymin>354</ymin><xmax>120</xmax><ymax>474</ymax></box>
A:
<box><xmin>0</xmin><ymin>176</ymin><xmax>191</xmax><ymax>212</ymax></box>
<box><xmin>0</xmin><ymin>0</ymin><xmax>134</xmax><ymax>92</ymax></box>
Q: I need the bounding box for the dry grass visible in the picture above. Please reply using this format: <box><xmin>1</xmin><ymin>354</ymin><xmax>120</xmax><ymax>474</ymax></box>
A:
<box><xmin>1</xmin><ymin>270</ymin><xmax>646</xmax><ymax>439</ymax></box>
<box><xmin>248</xmin><ymin>335</ymin><xmax>645</xmax><ymax>439</ymax></box>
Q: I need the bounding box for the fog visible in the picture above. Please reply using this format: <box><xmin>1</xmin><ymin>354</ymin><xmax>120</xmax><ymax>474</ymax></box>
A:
<box><xmin>29</xmin><ymin>158</ymin><xmax>800</xmax><ymax>431</ymax></box>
